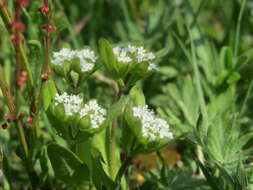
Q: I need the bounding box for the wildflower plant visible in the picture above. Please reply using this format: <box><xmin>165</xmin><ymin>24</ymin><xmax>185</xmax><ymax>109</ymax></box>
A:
<box><xmin>0</xmin><ymin>0</ymin><xmax>252</xmax><ymax>190</ymax></box>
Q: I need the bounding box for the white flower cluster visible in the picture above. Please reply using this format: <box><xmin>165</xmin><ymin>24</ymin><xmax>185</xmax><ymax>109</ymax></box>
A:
<box><xmin>80</xmin><ymin>100</ymin><xmax>107</xmax><ymax>129</ymax></box>
<box><xmin>52</xmin><ymin>48</ymin><xmax>98</xmax><ymax>72</ymax></box>
<box><xmin>54</xmin><ymin>93</ymin><xmax>106</xmax><ymax>129</ymax></box>
<box><xmin>113</xmin><ymin>45</ymin><xmax>157</xmax><ymax>70</ymax></box>
<box><xmin>133</xmin><ymin>105</ymin><xmax>173</xmax><ymax>141</ymax></box>
<box><xmin>55</xmin><ymin>92</ymin><xmax>83</xmax><ymax>116</ymax></box>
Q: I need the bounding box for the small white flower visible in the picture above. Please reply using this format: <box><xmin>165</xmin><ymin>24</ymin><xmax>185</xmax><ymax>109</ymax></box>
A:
<box><xmin>52</xmin><ymin>48</ymin><xmax>76</xmax><ymax>66</ymax></box>
<box><xmin>113</xmin><ymin>47</ymin><xmax>132</xmax><ymax>63</ymax></box>
<box><xmin>113</xmin><ymin>45</ymin><xmax>157</xmax><ymax>69</ymax></box>
<box><xmin>52</xmin><ymin>48</ymin><xmax>97</xmax><ymax>73</ymax></box>
<box><xmin>54</xmin><ymin>93</ymin><xmax>106</xmax><ymax>129</ymax></box>
<box><xmin>133</xmin><ymin>105</ymin><xmax>173</xmax><ymax>141</ymax></box>
<box><xmin>80</xmin><ymin>100</ymin><xmax>106</xmax><ymax>129</ymax></box>
<box><xmin>148</xmin><ymin>63</ymin><xmax>157</xmax><ymax>71</ymax></box>
<box><xmin>55</xmin><ymin>93</ymin><xmax>83</xmax><ymax>116</ymax></box>
<box><xmin>76</xmin><ymin>49</ymin><xmax>97</xmax><ymax>72</ymax></box>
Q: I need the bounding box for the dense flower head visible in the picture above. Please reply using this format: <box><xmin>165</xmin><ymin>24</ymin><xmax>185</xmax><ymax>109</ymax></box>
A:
<box><xmin>113</xmin><ymin>45</ymin><xmax>157</xmax><ymax>71</ymax></box>
<box><xmin>52</xmin><ymin>48</ymin><xmax>98</xmax><ymax>73</ymax></box>
<box><xmin>133</xmin><ymin>105</ymin><xmax>173</xmax><ymax>141</ymax></box>
<box><xmin>55</xmin><ymin>92</ymin><xmax>83</xmax><ymax>116</ymax></box>
<box><xmin>54</xmin><ymin>93</ymin><xmax>106</xmax><ymax>129</ymax></box>
<box><xmin>80</xmin><ymin>100</ymin><xmax>106</xmax><ymax>129</ymax></box>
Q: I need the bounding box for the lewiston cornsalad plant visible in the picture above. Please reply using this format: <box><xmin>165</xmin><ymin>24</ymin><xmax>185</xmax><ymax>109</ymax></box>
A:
<box><xmin>45</xmin><ymin>39</ymin><xmax>174</xmax><ymax>189</ymax></box>
<box><xmin>1</xmin><ymin>0</ymin><xmax>253</xmax><ymax>189</ymax></box>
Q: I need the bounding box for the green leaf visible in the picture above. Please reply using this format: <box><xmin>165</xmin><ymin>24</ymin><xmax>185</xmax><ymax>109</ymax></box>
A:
<box><xmin>104</xmin><ymin>95</ymin><xmax>129</xmax><ymax>127</ymax></box>
<box><xmin>220</xmin><ymin>46</ymin><xmax>233</xmax><ymax>70</ymax></box>
<box><xmin>91</xmin><ymin>149</ymin><xmax>117</xmax><ymax>190</ymax></box>
<box><xmin>99</xmin><ymin>39</ymin><xmax>119</xmax><ymax>79</ymax></box>
<box><xmin>197</xmin><ymin>161</ymin><xmax>220</xmax><ymax>190</ymax></box>
<box><xmin>129</xmin><ymin>84</ymin><xmax>146</xmax><ymax>106</ymax></box>
<box><xmin>227</xmin><ymin>72</ymin><xmax>241</xmax><ymax>84</ymax></box>
<box><xmin>158</xmin><ymin>66</ymin><xmax>178</xmax><ymax>78</ymax></box>
<box><xmin>42</xmin><ymin>80</ymin><xmax>57</xmax><ymax>110</ymax></box>
<box><xmin>2</xmin><ymin>155</ymin><xmax>13</xmax><ymax>189</ymax></box>
<box><xmin>155</xmin><ymin>47</ymin><xmax>169</xmax><ymax>58</ymax></box>
<box><xmin>47</xmin><ymin>143</ymin><xmax>90</xmax><ymax>186</ymax></box>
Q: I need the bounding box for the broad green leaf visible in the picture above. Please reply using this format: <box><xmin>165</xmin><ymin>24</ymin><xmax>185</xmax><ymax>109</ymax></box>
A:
<box><xmin>47</xmin><ymin>143</ymin><xmax>90</xmax><ymax>186</ymax></box>
<box><xmin>129</xmin><ymin>84</ymin><xmax>146</xmax><ymax>106</ymax></box>
<box><xmin>91</xmin><ymin>149</ymin><xmax>116</xmax><ymax>190</ymax></box>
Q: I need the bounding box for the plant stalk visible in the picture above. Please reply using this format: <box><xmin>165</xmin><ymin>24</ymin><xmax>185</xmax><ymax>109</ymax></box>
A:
<box><xmin>108</xmin><ymin>86</ymin><xmax>122</xmax><ymax>179</ymax></box>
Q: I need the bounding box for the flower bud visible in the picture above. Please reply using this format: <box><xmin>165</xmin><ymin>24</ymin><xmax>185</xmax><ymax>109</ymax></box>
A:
<box><xmin>9</xmin><ymin>22</ymin><xmax>25</xmax><ymax>31</ymax></box>
<box><xmin>16</xmin><ymin>0</ymin><xmax>29</xmax><ymax>7</ymax></box>
<box><xmin>38</xmin><ymin>5</ymin><xmax>49</xmax><ymax>13</ymax></box>
<box><xmin>41</xmin><ymin>25</ymin><xmax>57</xmax><ymax>32</ymax></box>
<box><xmin>2</xmin><ymin>123</ymin><xmax>8</xmax><ymax>130</ymax></box>
<box><xmin>11</xmin><ymin>34</ymin><xmax>25</xmax><ymax>42</ymax></box>
<box><xmin>26</xmin><ymin>117</ymin><xmax>33</xmax><ymax>125</ymax></box>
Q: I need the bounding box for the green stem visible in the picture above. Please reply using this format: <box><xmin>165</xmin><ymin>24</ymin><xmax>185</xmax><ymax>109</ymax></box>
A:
<box><xmin>0</xmin><ymin>7</ymin><xmax>34</xmax><ymax>89</ymax></box>
<box><xmin>234</xmin><ymin>0</ymin><xmax>247</xmax><ymax>56</ymax></box>
<box><xmin>0</xmin><ymin>66</ymin><xmax>16</xmax><ymax>113</ymax></box>
<box><xmin>0</xmin><ymin>65</ymin><xmax>37</xmax><ymax>188</ymax></box>
<box><xmin>188</xmin><ymin>27</ymin><xmax>207</xmax><ymax>171</ymax></box>
<box><xmin>188</xmin><ymin>27</ymin><xmax>209</xmax><ymax>133</ymax></box>
<box><xmin>19</xmin><ymin>42</ymin><xmax>34</xmax><ymax>88</ymax></box>
<box><xmin>108</xmin><ymin>86</ymin><xmax>122</xmax><ymax>179</ymax></box>
<box><xmin>0</xmin><ymin>65</ymin><xmax>29</xmax><ymax>159</ymax></box>
<box><xmin>115</xmin><ymin>155</ymin><xmax>132</xmax><ymax>183</ymax></box>
<box><xmin>0</xmin><ymin>2</ymin><xmax>12</xmax><ymax>25</ymax></box>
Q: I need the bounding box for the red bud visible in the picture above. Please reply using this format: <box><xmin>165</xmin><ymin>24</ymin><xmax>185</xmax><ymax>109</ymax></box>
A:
<box><xmin>38</xmin><ymin>4</ymin><xmax>49</xmax><ymax>13</ymax></box>
<box><xmin>41</xmin><ymin>25</ymin><xmax>57</xmax><ymax>32</ymax></box>
<box><xmin>26</xmin><ymin>117</ymin><xmax>33</xmax><ymax>125</ymax></box>
<box><xmin>2</xmin><ymin>123</ymin><xmax>8</xmax><ymax>129</ymax></box>
<box><xmin>1</xmin><ymin>0</ymin><xmax>6</xmax><ymax>7</ymax></box>
<box><xmin>11</xmin><ymin>34</ymin><xmax>25</xmax><ymax>42</ymax></box>
<box><xmin>47</xmin><ymin>69</ymin><xmax>54</xmax><ymax>75</ymax></box>
<box><xmin>16</xmin><ymin>0</ymin><xmax>29</xmax><ymax>7</ymax></box>
<box><xmin>41</xmin><ymin>73</ymin><xmax>48</xmax><ymax>81</ymax></box>
<box><xmin>9</xmin><ymin>22</ymin><xmax>25</xmax><ymax>31</ymax></box>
